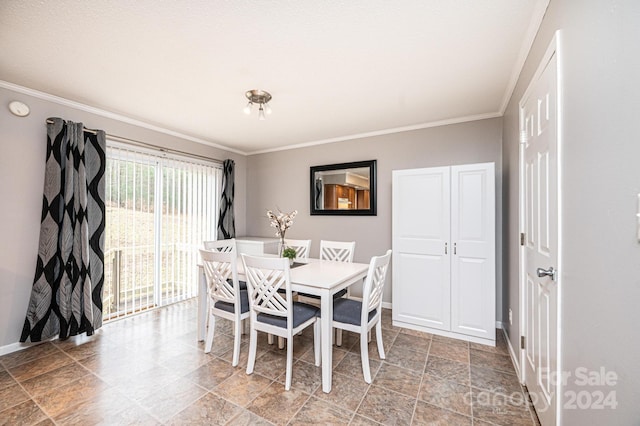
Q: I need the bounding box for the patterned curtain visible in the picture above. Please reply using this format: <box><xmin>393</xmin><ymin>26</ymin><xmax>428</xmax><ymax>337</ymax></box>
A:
<box><xmin>217</xmin><ymin>159</ymin><xmax>236</xmax><ymax>239</ymax></box>
<box><xmin>21</xmin><ymin>118</ymin><xmax>106</xmax><ymax>342</ymax></box>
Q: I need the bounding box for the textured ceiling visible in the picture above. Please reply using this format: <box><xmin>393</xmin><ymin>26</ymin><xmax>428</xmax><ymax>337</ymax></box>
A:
<box><xmin>0</xmin><ymin>1</ymin><xmax>547</xmax><ymax>154</ymax></box>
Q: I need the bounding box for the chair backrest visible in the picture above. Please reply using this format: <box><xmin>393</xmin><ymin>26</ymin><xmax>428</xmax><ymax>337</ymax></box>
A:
<box><xmin>199</xmin><ymin>248</ymin><xmax>240</xmax><ymax>305</ymax></box>
<box><xmin>320</xmin><ymin>240</ymin><xmax>356</xmax><ymax>263</ymax></box>
<box><xmin>241</xmin><ymin>254</ymin><xmax>293</xmax><ymax>327</ymax></box>
<box><xmin>361</xmin><ymin>250</ymin><xmax>392</xmax><ymax>321</ymax></box>
<box><xmin>283</xmin><ymin>239</ymin><xmax>312</xmax><ymax>259</ymax></box>
<box><xmin>203</xmin><ymin>238</ymin><xmax>236</xmax><ymax>253</ymax></box>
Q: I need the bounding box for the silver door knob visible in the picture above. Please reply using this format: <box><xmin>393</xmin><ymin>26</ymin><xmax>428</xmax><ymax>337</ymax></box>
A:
<box><xmin>536</xmin><ymin>267</ymin><xmax>556</xmax><ymax>280</ymax></box>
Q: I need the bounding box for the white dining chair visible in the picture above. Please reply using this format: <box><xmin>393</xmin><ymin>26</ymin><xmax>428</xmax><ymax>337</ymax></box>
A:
<box><xmin>296</xmin><ymin>239</ymin><xmax>356</xmax><ymax>310</ymax></box>
<box><xmin>242</xmin><ymin>254</ymin><xmax>321</xmax><ymax>390</ymax></box>
<box><xmin>283</xmin><ymin>238</ymin><xmax>312</xmax><ymax>259</ymax></box>
<box><xmin>267</xmin><ymin>238</ymin><xmax>311</xmax><ymax>348</ymax></box>
<box><xmin>199</xmin><ymin>248</ymin><xmax>249</xmax><ymax>367</ymax></box>
<box><xmin>320</xmin><ymin>239</ymin><xmax>357</xmax><ymax>301</ymax></box>
<box><xmin>318</xmin><ymin>240</ymin><xmax>356</xmax><ymax>345</ymax></box>
<box><xmin>203</xmin><ymin>238</ymin><xmax>247</xmax><ymax>291</ymax></box>
<box><xmin>299</xmin><ymin>240</ymin><xmax>356</xmax><ymax>301</ymax></box>
<box><xmin>319</xmin><ymin>239</ymin><xmax>356</xmax><ymax>263</ymax></box>
<box><xmin>203</xmin><ymin>238</ymin><xmax>236</xmax><ymax>252</ymax></box>
<box><xmin>332</xmin><ymin>249</ymin><xmax>392</xmax><ymax>383</ymax></box>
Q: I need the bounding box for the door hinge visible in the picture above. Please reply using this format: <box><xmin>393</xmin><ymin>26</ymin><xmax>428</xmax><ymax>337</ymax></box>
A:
<box><xmin>520</xmin><ymin>233</ymin><xmax>525</xmax><ymax>246</ymax></box>
<box><xmin>521</xmin><ymin>336</ymin><xmax>526</xmax><ymax>349</ymax></box>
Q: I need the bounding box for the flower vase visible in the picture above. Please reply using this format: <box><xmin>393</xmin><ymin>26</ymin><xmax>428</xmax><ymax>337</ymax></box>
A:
<box><xmin>279</xmin><ymin>237</ymin><xmax>285</xmax><ymax>257</ymax></box>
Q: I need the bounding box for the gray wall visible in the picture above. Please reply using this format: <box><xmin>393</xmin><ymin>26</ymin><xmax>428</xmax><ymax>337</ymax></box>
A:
<box><xmin>246</xmin><ymin>118</ymin><xmax>503</xmax><ymax>307</ymax></box>
<box><xmin>0</xmin><ymin>85</ymin><xmax>246</xmax><ymax>351</ymax></box>
<box><xmin>502</xmin><ymin>0</ymin><xmax>640</xmax><ymax>423</ymax></box>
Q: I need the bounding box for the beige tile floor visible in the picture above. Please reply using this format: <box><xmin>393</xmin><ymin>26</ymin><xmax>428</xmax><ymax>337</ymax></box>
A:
<box><xmin>0</xmin><ymin>299</ymin><xmax>540</xmax><ymax>425</ymax></box>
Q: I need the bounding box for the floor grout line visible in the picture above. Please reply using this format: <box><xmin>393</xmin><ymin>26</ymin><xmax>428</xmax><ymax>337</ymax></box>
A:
<box><xmin>0</xmin><ymin>301</ymin><xmax>535</xmax><ymax>425</ymax></box>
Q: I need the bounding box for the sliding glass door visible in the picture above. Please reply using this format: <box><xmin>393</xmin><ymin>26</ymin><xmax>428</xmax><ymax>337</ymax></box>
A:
<box><xmin>104</xmin><ymin>143</ymin><xmax>221</xmax><ymax>320</ymax></box>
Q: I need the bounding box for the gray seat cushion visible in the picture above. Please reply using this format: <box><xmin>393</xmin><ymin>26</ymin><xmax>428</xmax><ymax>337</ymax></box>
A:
<box><xmin>214</xmin><ymin>289</ymin><xmax>249</xmax><ymax>314</ymax></box>
<box><xmin>298</xmin><ymin>288</ymin><xmax>347</xmax><ymax>300</ymax></box>
<box><xmin>256</xmin><ymin>302</ymin><xmax>319</xmax><ymax>328</ymax></box>
<box><xmin>226</xmin><ymin>278</ymin><xmax>247</xmax><ymax>290</ymax></box>
<box><xmin>333</xmin><ymin>298</ymin><xmax>376</xmax><ymax>326</ymax></box>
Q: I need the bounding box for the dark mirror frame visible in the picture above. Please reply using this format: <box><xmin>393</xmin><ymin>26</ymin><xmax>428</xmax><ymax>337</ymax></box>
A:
<box><xmin>310</xmin><ymin>160</ymin><xmax>377</xmax><ymax>216</ymax></box>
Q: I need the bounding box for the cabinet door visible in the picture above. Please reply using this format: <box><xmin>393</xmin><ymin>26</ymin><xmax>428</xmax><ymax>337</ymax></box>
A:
<box><xmin>450</xmin><ymin>163</ymin><xmax>495</xmax><ymax>340</ymax></box>
<box><xmin>356</xmin><ymin>189</ymin><xmax>370</xmax><ymax>209</ymax></box>
<box><xmin>345</xmin><ymin>186</ymin><xmax>356</xmax><ymax>209</ymax></box>
<box><xmin>392</xmin><ymin>167</ymin><xmax>451</xmax><ymax>331</ymax></box>
<box><xmin>323</xmin><ymin>184</ymin><xmax>338</xmax><ymax>209</ymax></box>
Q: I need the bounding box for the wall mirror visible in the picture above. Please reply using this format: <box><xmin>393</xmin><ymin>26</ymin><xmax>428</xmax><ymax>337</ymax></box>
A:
<box><xmin>310</xmin><ymin>160</ymin><xmax>377</xmax><ymax>215</ymax></box>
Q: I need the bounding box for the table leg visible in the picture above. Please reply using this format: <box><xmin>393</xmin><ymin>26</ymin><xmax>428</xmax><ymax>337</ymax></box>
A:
<box><xmin>321</xmin><ymin>289</ymin><xmax>333</xmax><ymax>393</ymax></box>
<box><xmin>197</xmin><ymin>265</ymin><xmax>207</xmax><ymax>342</ymax></box>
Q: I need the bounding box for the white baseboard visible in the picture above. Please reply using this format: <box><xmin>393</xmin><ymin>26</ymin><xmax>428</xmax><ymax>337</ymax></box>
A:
<box><xmin>0</xmin><ymin>335</ymin><xmax>59</xmax><ymax>356</ymax></box>
<box><xmin>392</xmin><ymin>320</ymin><xmax>496</xmax><ymax>346</ymax></box>
<box><xmin>502</xmin><ymin>326</ymin><xmax>522</xmax><ymax>381</ymax></box>
<box><xmin>0</xmin><ymin>341</ymin><xmax>35</xmax><ymax>357</ymax></box>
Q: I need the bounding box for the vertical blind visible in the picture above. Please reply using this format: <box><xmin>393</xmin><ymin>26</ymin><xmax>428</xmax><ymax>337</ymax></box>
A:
<box><xmin>104</xmin><ymin>143</ymin><xmax>221</xmax><ymax>320</ymax></box>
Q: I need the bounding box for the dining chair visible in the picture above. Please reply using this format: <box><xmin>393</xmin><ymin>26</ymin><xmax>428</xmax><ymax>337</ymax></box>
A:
<box><xmin>199</xmin><ymin>248</ymin><xmax>249</xmax><ymax>367</ymax></box>
<box><xmin>275</xmin><ymin>239</ymin><xmax>311</xmax><ymax>348</ymax></box>
<box><xmin>283</xmin><ymin>238</ymin><xmax>312</xmax><ymax>259</ymax></box>
<box><xmin>332</xmin><ymin>249</ymin><xmax>392</xmax><ymax>383</ymax></box>
<box><xmin>242</xmin><ymin>254</ymin><xmax>321</xmax><ymax>390</ymax></box>
<box><xmin>203</xmin><ymin>238</ymin><xmax>247</xmax><ymax>291</ymax></box>
<box><xmin>299</xmin><ymin>240</ymin><xmax>356</xmax><ymax>306</ymax></box>
<box><xmin>296</xmin><ymin>236</ymin><xmax>355</xmax><ymax>310</ymax></box>
<box><xmin>319</xmin><ymin>239</ymin><xmax>356</xmax><ymax>263</ymax></box>
<box><xmin>203</xmin><ymin>238</ymin><xmax>236</xmax><ymax>252</ymax></box>
<box><xmin>297</xmin><ymin>239</ymin><xmax>356</xmax><ymax>345</ymax></box>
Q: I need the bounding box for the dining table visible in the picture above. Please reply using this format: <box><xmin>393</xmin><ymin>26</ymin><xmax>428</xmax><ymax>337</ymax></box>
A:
<box><xmin>197</xmin><ymin>256</ymin><xmax>370</xmax><ymax>393</ymax></box>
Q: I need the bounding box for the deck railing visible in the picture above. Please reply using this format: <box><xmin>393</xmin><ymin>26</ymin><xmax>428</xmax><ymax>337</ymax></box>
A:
<box><xmin>103</xmin><ymin>243</ymin><xmax>199</xmax><ymax>320</ymax></box>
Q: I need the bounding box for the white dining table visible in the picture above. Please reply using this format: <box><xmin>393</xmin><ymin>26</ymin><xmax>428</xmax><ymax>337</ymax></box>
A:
<box><xmin>197</xmin><ymin>257</ymin><xmax>369</xmax><ymax>393</ymax></box>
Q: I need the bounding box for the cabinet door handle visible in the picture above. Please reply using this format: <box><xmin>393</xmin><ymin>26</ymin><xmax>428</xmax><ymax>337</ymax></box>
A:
<box><xmin>454</xmin><ymin>243</ymin><xmax>457</xmax><ymax>255</ymax></box>
<box><xmin>445</xmin><ymin>243</ymin><xmax>448</xmax><ymax>254</ymax></box>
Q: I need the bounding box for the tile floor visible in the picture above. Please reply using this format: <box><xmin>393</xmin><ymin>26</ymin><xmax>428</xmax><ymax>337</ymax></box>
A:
<box><xmin>0</xmin><ymin>299</ymin><xmax>540</xmax><ymax>425</ymax></box>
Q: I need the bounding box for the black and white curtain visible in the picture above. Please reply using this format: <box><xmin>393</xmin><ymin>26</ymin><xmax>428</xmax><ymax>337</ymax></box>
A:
<box><xmin>217</xmin><ymin>159</ymin><xmax>235</xmax><ymax>239</ymax></box>
<box><xmin>21</xmin><ymin>118</ymin><xmax>106</xmax><ymax>342</ymax></box>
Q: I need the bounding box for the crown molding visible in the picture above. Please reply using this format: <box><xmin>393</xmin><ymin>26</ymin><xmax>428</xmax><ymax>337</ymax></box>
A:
<box><xmin>248</xmin><ymin>112</ymin><xmax>502</xmax><ymax>155</ymax></box>
<box><xmin>0</xmin><ymin>80</ymin><xmax>246</xmax><ymax>155</ymax></box>
<box><xmin>2</xmin><ymin>80</ymin><xmax>504</xmax><ymax>157</ymax></box>
<box><xmin>498</xmin><ymin>0</ymin><xmax>551</xmax><ymax>114</ymax></box>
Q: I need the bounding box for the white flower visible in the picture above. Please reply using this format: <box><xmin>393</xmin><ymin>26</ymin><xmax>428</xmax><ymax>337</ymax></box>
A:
<box><xmin>267</xmin><ymin>208</ymin><xmax>297</xmax><ymax>238</ymax></box>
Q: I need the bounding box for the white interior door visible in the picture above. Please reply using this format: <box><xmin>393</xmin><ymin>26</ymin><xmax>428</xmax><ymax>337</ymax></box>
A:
<box><xmin>450</xmin><ymin>163</ymin><xmax>495</xmax><ymax>340</ymax></box>
<box><xmin>392</xmin><ymin>167</ymin><xmax>451</xmax><ymax>331</ymax></box>
<box><xmin>521</xmin><ymin>50</ymin><xmax>559</xmax><ymax>426</ymax></box>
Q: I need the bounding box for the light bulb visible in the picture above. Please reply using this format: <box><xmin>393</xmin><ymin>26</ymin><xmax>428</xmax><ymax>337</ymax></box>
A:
<box><xmin>243</xmin><ymin>102</ymin><xmax>252</xmax><ymax>115</ymax></box>
<box><xmin>264</xmin><ymin>102</ymin><xmax>272</xmax><ymax>115</ymax></box>
<box><xmin>258</xmin><ymin>105</ymin><xmax>266</xmax><ymax>120</ymax></box>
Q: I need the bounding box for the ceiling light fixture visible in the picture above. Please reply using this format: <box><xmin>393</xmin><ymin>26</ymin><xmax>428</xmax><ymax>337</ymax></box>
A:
<box><xmin>243</xmin><ymin>89</ymin><xmax>272</xmax><ymax>120</ymax></box>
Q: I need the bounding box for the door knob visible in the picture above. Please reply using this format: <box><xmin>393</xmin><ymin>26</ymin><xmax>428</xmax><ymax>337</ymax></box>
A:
<box><xmin>536</xmin><ymin>267</ymin><xmax>556</xmax><ymax>280</ymax></box>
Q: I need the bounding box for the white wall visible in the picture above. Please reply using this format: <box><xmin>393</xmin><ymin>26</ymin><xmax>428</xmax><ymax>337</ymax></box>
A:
<box><xmin>502</xmin><ymin>0</ymin><xmax>640</xmax><ymax>423</ymax></box>
<box><xmin>246</xmin><ymin>118</ymin><xmax>503</xmax><ymax>308</ymax></box>
<box><xmin>0</xmin><ymin>85</ymin><xmax>245</xmax><ymax>351</ymax></box>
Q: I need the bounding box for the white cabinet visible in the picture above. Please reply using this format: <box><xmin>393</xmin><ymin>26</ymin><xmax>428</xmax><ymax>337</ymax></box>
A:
<box><xmin>236</xmin><ymin>237</ymin><xmax>279</xmax><ymax>255</ymax></box>
<box><xmin>392</xmin><ymin>163</ymin><xmax>495</xmax><ymax>345</ymax></box>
